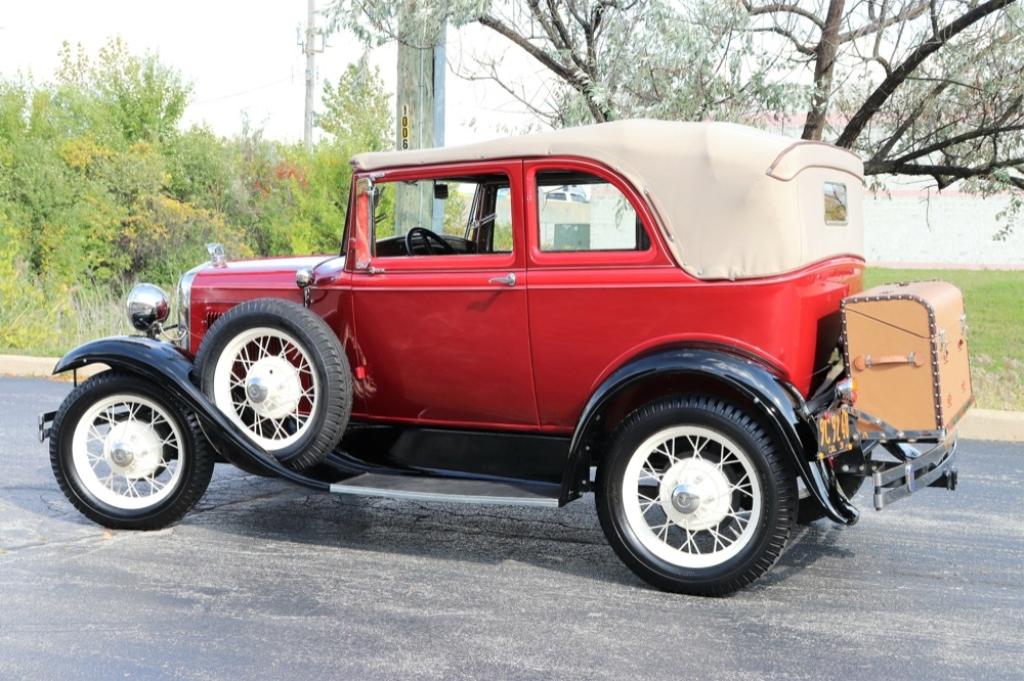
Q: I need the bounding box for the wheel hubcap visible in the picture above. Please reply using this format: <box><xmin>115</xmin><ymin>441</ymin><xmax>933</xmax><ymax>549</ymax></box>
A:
<box><xmin>103</xmin><ymin>420</ymin><xmax>164</xmax><ymax>478</ymax></box>
<box><xmin>244</xmin><ymin>356</ymin><xmax>301</xmax><ymax>419</ymax></box>
<box><xmin>246</xmin><ymin>378</ymin><xmax>268</xmax><ymax>404</ymax></box>
<box><xmin>661</xmin><ymin>457</ymin><xmax>732</xmax><ymax>530</ymax></box>
<box><xmin>108</xmin><ymin>443</ymin><xmax>134</xmax><ymax>468</ymax></box>
<box><xmin>669</xmin><ymin>484</ymin><xmax>701</xmax><ymax>515</ymax></box>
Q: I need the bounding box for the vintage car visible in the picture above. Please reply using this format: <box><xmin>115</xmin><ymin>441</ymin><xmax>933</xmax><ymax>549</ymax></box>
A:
<box><xmin>38</xmin><ymin>120</ymin><xmax>972</xmax><ymax>595</ymax></box>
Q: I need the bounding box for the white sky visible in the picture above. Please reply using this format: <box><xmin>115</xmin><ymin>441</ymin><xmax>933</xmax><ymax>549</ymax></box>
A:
<box><xmin>0</xmin><ymin>0</ymin><xmax>545</xmax><ymax>147</ymax></box>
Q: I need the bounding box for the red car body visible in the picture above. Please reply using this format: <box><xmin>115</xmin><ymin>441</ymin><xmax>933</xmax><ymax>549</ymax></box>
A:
<box><xmin>185</xmin><ymin>156</ymin><xmax>863</xmax><ymax>438</ymax></box>
<box><xmin>44</xmin><ymin>121</ymin><xmax>968</xmax><ymax>594</ymax></box>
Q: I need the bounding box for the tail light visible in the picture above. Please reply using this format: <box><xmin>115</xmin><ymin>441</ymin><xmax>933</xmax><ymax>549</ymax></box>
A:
<box><xmin>837</xmin><ymin>377</ymin><xmax>857</xmax><ymax>405</ymax></box>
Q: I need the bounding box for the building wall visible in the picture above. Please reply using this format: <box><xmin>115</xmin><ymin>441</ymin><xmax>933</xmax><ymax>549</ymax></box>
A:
<box><xmin>864</xmin><ymin>189</ymin><xmax>1022</xmax><ymax>266</ymax></box>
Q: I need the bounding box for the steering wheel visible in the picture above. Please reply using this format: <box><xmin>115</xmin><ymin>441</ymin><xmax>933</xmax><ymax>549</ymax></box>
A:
<box><xmin>405</xmin><ymin>226</ymin><xmax>457</xmax><ymax>256</ymax></box>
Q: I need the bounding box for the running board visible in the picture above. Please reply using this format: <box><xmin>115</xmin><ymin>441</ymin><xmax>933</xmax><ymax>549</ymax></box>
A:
<box><xmin>329</xmin><ymin>473</ymin><xmax>560</xmax><ymax>507</ymax></box>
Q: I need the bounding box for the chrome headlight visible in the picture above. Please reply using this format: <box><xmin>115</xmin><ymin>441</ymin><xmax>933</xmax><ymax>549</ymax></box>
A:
<box><xmin>127</xmin><ymin>283</ymin><xmax>170</xmax><ymax>334</ymax></box>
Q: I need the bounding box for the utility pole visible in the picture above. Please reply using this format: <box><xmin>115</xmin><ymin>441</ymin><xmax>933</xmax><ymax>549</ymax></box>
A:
<box><xmin>430</xmin><ymin>23</ymin><xmax>446</xmax><ymax>233</ymax></box>
<box><xmin>395</xmin><ymin>4</ymin><xmax>446</xmax><ymax>233</ymax></box>
<box><xmin>298</xmin><ymin>0</ymin><xmax>324</xmax><ymax>151</ymax></box>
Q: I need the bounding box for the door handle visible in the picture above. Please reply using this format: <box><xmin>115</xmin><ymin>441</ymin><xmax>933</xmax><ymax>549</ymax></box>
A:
<box><xmin>488</xmin><ymin>272</ymin><xmax>516</xmax><ymax>287</ymax></box>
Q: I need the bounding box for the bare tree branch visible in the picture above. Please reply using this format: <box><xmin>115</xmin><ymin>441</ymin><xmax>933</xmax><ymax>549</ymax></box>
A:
<box><xmin>838</xmin><ymin>0</ymin><xmax>929</xmax><ymax>42</ymax></box>
<box><xmin>478</xmin><ymin>8</ymin><xmax>612</xmax><ymax>121</ymax></box>
<box><xmin>869</xmin><ymin>79</ymin><xmax>952</xmax><ymax>162</ymax></box>
<box><xmin>803</xmin><ymin>0</ymin><xmax>847</xmax><ymax>140</ymax></box>
<box><xmin>866</xmin><ymin>156</ymin><xmax>1024</xmax><ymax>187</ymax></box>
<box><xmin>836</xmin><ymin>0</ymin><xmax>1017</xmax><ymax>147</ymax></box>
<box><xmin>745</xmin><ymin>25</ymin><xmax>817</xmax><ymax>55</ymax></box>
<box><xmin>740</xmin><ymin>1</ymin><xmax>825</xmax><ymax>29</ymax></box>
<box><xmin>888</xmin><ymin>124</ymin><xmax>1024</xmax><ymax>166</ymax></box>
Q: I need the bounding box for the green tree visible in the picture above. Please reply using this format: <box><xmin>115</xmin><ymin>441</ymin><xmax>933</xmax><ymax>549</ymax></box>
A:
<box><xmin>56</xmin><ymin>38</ymin><xmax>191</xmax><ymax>144</ymax></box>
<box><xmin>329</xmin><ymin>0</ymin><xmax>1024</xmax><ymax>233</ymax></box>
<box><xmin>0</xmin><ymin>37</ymin><xmax>396</xmax><ymax>353</ymax></box>
<box><xmin>319</xmin><ymin>56</ymin><xmax>393</xmax><ymax>154</ymax></box>
<box><xmin>266</xmin><ymin>59</ymin><xmax>392</xmax><ymax>254</ymax></box>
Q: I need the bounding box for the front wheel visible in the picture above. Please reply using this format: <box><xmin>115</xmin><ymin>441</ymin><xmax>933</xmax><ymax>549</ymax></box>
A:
<box><xmin>596</xmin><ymin>396</ymin><xmax>797</xmax><ymax>596</ymax></box>
<box><xmin>49</xmin><ymin>371</ymin><xmax>215</xmax><ymax>530</ymax></box>
<box><xmin>194</xmin><ymin>297</ymin><xmax>352</xmax><ymax>472</ymax></box>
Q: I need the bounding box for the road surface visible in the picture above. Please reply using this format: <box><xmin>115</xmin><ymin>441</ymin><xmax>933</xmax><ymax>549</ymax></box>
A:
<box><xmin>1</xmin><ymin>377</ymin><xmax>1021</xmax><ymax>680</ymax></box>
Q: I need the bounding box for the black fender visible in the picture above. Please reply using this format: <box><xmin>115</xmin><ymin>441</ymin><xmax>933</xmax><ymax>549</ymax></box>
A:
<box><xmin>53</xmin><ymin>336</ymin><xmax>328</xmax><ymax>491</ymax></box>
<box><xmin>564</xmin><ymin>346</ymin><xmax>858</xmax><ymax>524</ymax></box>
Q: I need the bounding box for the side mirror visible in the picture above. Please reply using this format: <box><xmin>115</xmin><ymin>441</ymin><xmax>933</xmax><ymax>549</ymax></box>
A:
<box><xmin>351</xmin><ymin>177</ymin><xmax>374</xmax><ymax>270</ymax></box>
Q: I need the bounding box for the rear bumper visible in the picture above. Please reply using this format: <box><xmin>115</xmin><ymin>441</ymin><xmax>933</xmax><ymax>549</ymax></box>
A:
<box><xmin>871</xmin><ymin>437</ymin><xmax>959</xmax><ymax>510</ymax></box>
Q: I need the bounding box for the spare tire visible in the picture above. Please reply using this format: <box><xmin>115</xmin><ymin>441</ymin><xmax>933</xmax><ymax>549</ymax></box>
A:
<box><xmin>194</xmin><ymin>297</ymin><xmax>352</xmax><ymax>471</ymax></box>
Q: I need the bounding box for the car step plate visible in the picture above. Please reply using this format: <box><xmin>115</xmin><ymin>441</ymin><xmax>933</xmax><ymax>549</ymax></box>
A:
<box><xmin>329</xmin><ymin>473</ymin><xmax>561</xmax><ymax>507</ymax></box>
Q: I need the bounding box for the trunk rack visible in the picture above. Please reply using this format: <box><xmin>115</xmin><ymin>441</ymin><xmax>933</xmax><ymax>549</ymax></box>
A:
<box><xmin>847</xmin><ymin>407</ymin><xmax>960</xmax><ymax>510</ymax></box>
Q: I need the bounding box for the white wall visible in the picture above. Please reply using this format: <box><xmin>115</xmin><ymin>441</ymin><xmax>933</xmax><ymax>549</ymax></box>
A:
<box><xmin>864</xmin><ymin>188</ymin><xmax>1023</xmax><ymax>267</ymax></box>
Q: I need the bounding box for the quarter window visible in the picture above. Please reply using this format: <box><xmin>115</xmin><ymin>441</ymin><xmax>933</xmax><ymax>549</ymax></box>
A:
<box><xmin>536</xmin><ymin>171</ymin><xmax>650</xmax><ymax>252</ymax></box>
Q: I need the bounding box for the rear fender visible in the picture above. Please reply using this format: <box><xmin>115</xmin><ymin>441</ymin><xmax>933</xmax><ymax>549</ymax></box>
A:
<box><xmin>564</xmin><ymin>346</ymin><xmax>858</xmax><ymax>524</ymax></box>
<box><xmin>53</xmin><ymin>336</ymin><xmax>328</xmax><ymax>491</ymax></box>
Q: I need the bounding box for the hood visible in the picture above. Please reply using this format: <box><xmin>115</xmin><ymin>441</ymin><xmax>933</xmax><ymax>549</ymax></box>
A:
<box><xmin>190</xmin><ymin>254</ymin><xmax>345</xmax><ymax>292</ymax></box>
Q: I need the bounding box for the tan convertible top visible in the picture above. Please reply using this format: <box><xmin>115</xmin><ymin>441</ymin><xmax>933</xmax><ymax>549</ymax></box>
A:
<box><xmin>352</xmin><ymin>120</ymin><xmax>865</xmax><ymax>280</ymax></box>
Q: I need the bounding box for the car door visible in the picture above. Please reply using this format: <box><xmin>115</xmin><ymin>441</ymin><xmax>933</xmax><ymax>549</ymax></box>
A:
<box><xmin>523</xmin><ymin>158</ymin><xmax>679</xmax><ymax>431</ymax></box>
<box><xmin>349</xmin><ymin>160</ymin><xmax>540</xmax><ymax>429</ymax></box>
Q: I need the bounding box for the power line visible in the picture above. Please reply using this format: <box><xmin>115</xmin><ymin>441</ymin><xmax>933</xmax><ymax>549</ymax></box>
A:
<box><xmin>192</xmin><ymin>76</ymin><xmax>293</xmax><ymax>106</ymax></box>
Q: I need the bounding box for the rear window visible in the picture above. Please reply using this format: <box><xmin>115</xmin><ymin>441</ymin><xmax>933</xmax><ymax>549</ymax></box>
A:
<box><xmin>824</xmin><ymin>182</ymin><xmax>848</xmax><ymax>224</ymax></box>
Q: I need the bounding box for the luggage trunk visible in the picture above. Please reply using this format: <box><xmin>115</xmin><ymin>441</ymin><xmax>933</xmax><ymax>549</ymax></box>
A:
<box><xmin>841</xmin><ymin>281</ymin><xmax>973</xmax><ymax>435</ymax></box>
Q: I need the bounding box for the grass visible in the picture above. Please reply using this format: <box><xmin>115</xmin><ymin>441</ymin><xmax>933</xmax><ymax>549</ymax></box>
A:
<box><xmin>1</xmin><ymin>284</ymin><xmax>135</xmax><ymax>358</ymax></box>
<box><xmin>4</xmin><ymin>268</ymin><xmax>1021</xmax><ymax>410</ymax></box>
<box><xmin>864</xmin><ymin>268</ymin><xmax>1024</xmax><ymax>410</ymax></box>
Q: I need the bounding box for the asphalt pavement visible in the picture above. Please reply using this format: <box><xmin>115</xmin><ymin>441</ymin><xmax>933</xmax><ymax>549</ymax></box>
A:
<box><xmin>1</xmin><ymin>376</ymin><xmax>1021</xmax><ymax>680</ymax></box>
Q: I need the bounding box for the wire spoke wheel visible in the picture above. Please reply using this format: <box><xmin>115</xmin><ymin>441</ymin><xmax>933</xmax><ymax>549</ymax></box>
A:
<box><xmin>196</xmin><ymin>298</ymin><xmax>351</xmax><ymax>471</ymax></box>
<box><xmin>70</xmin><ymin>394</ymin><xmax>185</xmax><ymax>511</ymax></box>
<box><xmin>51</xmin><ymin>372</ymin><xmax>214</xmax><ymax>529</ymax></box>
<box><xmin>212</xmin><ymin>327</ymin><xmax>320</xmax><ymax>451</ymax></box>
<box><xmin>622</xmin><ymin>425</ymin><xmax>763</xmax><ymax>569</ymax></box>
<box><xmin>598</xmin><ymin>397</ymin><xmax>796</xmax><ymax>595</ymax></box>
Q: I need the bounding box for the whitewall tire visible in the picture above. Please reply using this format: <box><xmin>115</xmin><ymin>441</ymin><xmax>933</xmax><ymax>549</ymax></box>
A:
<box><xmin>596</xmin><ymin>396</ymin><xmax>797</xmax><ymax>595</ymax></box>
<box><xmin>50</xmin><ymin>372</ymin><xmax>214</xmax><ymax>530</ymax></box>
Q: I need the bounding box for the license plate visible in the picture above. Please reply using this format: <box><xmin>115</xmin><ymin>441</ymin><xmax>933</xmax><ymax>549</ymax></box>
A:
<box><xmin>817</xmin><ymin>407</ymin><xmax>853</xmax><ymax>458</ymax></box>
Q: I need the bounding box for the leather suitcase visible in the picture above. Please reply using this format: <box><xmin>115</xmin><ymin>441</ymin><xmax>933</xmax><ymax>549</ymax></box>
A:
<box><xmin>841</xmin><ymin>281</ymin><xmax>974</xmax><ymax>434</ymax></box>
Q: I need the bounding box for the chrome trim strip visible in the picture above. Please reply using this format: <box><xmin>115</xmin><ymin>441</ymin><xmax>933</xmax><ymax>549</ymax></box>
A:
<box><xmin>176</xmin><ymin>263</ymin><xmax>206</xmax><ymax>352</ymax></box>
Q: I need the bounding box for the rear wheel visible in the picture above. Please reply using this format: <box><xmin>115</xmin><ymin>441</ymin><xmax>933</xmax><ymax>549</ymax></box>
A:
<box><xmin>596</xmin><ymin>396</ymin><xmax>797</xmax><ymax>596</ymax></box>
<box><xmin>194</xmin><ymin>298</ymin><xmax>351</xmax><ymax>471</ymax></box>
<box><xmin>50</xmin><ymin>371</ymin><xmax>214</xmax><ymax>530</ymax></box>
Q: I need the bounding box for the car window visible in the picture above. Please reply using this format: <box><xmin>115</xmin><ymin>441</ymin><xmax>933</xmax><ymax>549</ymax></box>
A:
<box><xmin>536</xmin><ymin>171</ymin><xmax>650</xmax><ymax>252</ymax></box>
<box><xmin>492</xmin><ymin>187</ymin><xmax>514</xmax><ymax>252</ymax></box>
<box><xmin>370</xmin><ymin>174</ymin><xmax>512</xmax><ymax>257</ymax></box>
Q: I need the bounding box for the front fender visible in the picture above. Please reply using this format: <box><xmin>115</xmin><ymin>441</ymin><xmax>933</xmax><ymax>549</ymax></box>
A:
<box><xmin>54</xmin><ymin>336</ymin><xmax>328</xmax><ymax>491</ymax></box>
<box><xmin>564</xmin><ymin>346</ymin><xmax>858</xmax><ymax>524</ymax></box>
